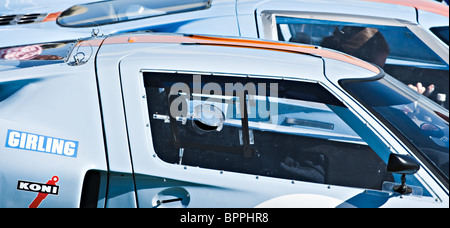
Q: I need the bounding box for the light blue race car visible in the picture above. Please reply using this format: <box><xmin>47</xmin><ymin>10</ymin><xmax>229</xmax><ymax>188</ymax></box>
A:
<box><xmin>0</xmin><ymin>33</ymin><xmax>448</xmax><ymax>207</ymax></box>
<box><xmin>1</xmin><ymin>0</ymin><xmax>448</xmax><ymax>109</ymax></box>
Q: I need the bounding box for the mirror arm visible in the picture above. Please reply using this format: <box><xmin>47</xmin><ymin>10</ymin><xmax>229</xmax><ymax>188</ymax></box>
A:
<box><xmin>393</xmin><ymin>174</ymin><xmax>413</xmax><ymax>194</ymax></box>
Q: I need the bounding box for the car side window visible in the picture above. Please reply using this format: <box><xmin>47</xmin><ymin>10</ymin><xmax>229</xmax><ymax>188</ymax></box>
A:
<box><xmin>275</xmin><ymin>17</ymin><xmax>444</xmax><ymax>66</ymax></box>
<box><xmin>274</xmin><ymin>16</ymin><xmax>449</xmax><ymax>108</ymax></box>
<box><xmin>430</xmin><ymin>26</ymin><xmax>449</xmax><ymax>45</ymax></box>
<box><xmin>144</xmin><ymin>72</ymin><xmax>394</xmax><ymax>190</ymax></box>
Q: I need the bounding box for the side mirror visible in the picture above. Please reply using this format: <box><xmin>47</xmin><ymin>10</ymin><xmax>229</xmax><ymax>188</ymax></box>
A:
<box><xmin>387</xmin><ymin>153</ymin><xmax>420</xmax><ymax>194</ymax></box>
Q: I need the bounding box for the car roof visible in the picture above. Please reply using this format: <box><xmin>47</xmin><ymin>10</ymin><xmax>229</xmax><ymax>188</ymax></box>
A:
<box><xmin>81</xmin><ymin>33</ymin><xmax>380</xmax><ymax>85</ymax></box>
<box><xmin>89</xmin><ymin>33</ymin><xmax>380</xmax><ymax>74</ymax></box>
<box><xmin>361</xmin><ymin>0</ymin><xmax>449</xmax><ymax>17</ymax></box>
<box><xmin>1</xmin><ymin>0</ymin><xmax>447</xmax><ymax>48</ymax></box>
<box><xmin>1</xmin><ymin>32</ymin><xmax>378</xmax><ymax>86</ymax></box>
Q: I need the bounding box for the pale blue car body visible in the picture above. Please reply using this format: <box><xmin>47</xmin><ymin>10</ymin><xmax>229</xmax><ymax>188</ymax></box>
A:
<box><xmin>0</xmin><ymin>32</ymin><xmax>448</xmax><ymax>208</ymax></box>
<box><xmin>0</xmin><ymin>0</ymin><xmax>448</xmax><ymax>208</ymax></box>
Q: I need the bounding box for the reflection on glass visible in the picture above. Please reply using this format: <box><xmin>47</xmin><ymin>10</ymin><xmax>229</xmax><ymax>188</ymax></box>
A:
<box><xmin>0</xmin><ymin>41</ymin><xmax>75</xmax><ymax>70</ymax></box>
<box><xmin>276</xmin><ymin>17</ymin><xmax>450</xmax><ymax>108</ymax></box>
<box><xmin>57</xmin><ymin>0</ymin><xmax>212</xmax><ymax>27</ymax></box>
<box><xmin>342</xmin><ymin>75</ymin><xmax>449</xmax><ymax>180</ymax></box>
<box><xmin>145</xmin><ymin>72</ymin><xmax>407</xmax><ymax>191</ymax></box>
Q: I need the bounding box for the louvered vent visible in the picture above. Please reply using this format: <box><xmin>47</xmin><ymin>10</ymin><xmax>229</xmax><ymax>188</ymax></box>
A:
<box><xmin>0</xmin><ymin>13</ymin><xmax>46</xmax><ymax>26</ymax></box>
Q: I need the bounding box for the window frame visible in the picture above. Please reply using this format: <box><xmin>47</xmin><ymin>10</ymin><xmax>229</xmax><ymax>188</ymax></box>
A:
<box><xmin>143</xmin><ymin>70</ymin><xmax>402</xmax><ymax>190</ymax></box>
<box><xmin>259</xmin><ymin>10</ymin><xmax>449</xmax><ymax>66</ymax></box>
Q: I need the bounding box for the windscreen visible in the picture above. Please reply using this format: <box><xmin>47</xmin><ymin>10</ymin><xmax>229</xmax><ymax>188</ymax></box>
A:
<box><xmin>57</xmin><ymin>0</ymin><xmax>212</xmax><ymax>27</ymax></box>
<box><xmin>341</xmin><ymin>75</ymin><xmax>449</xmax><ymax>181</ymax></box>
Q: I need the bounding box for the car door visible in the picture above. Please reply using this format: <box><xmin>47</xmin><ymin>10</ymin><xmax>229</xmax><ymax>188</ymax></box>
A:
<box><xmin>117</xmin><ymin>44</ymin><xmax>441</xmax><ymax>207</ymax></box>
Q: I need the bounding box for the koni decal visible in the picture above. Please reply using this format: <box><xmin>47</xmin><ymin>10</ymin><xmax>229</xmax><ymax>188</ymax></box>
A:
<box><xmin>17</xmin><ymin>176</ymin><xmax>60</xmax><ymax>208</ymax></box>
<box><xmin>5</xmin><ymin>129</ymin><xmax>78</xmax><ymax>158</ymax></box>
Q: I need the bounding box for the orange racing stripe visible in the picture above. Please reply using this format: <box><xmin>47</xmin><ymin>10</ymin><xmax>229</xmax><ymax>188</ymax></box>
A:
<box><xmin>101</xmin><ymin>34</ymin><xmax>380</xmax><ymax>73</ymax></box>
<box><xmin>361</xmin><ymin>0</ymin><xmax>449</xmax><ymax>17</ymax></box>
<box><xmin>42</xmin><ymin>12</ymin><xmax>62</xmax><ymax>22</ymax></box>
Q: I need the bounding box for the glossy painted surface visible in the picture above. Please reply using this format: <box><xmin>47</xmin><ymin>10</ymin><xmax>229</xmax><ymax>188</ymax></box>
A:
<box><xmin>0</xmin><ymin>0</ymin><xmax>448</xmax><ymax>208</ymax></box>
<box><xmin>0</xmin><ymin>33</ymin><xmax>448</xmax><ymax>207</ymax></box>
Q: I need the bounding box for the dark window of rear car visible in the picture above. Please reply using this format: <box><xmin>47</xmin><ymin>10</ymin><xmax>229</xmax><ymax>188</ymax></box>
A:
<box><xmin>430</xmin><ymin>26</ymin><xmax>449</xmax><ymax>45</ymax></box>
